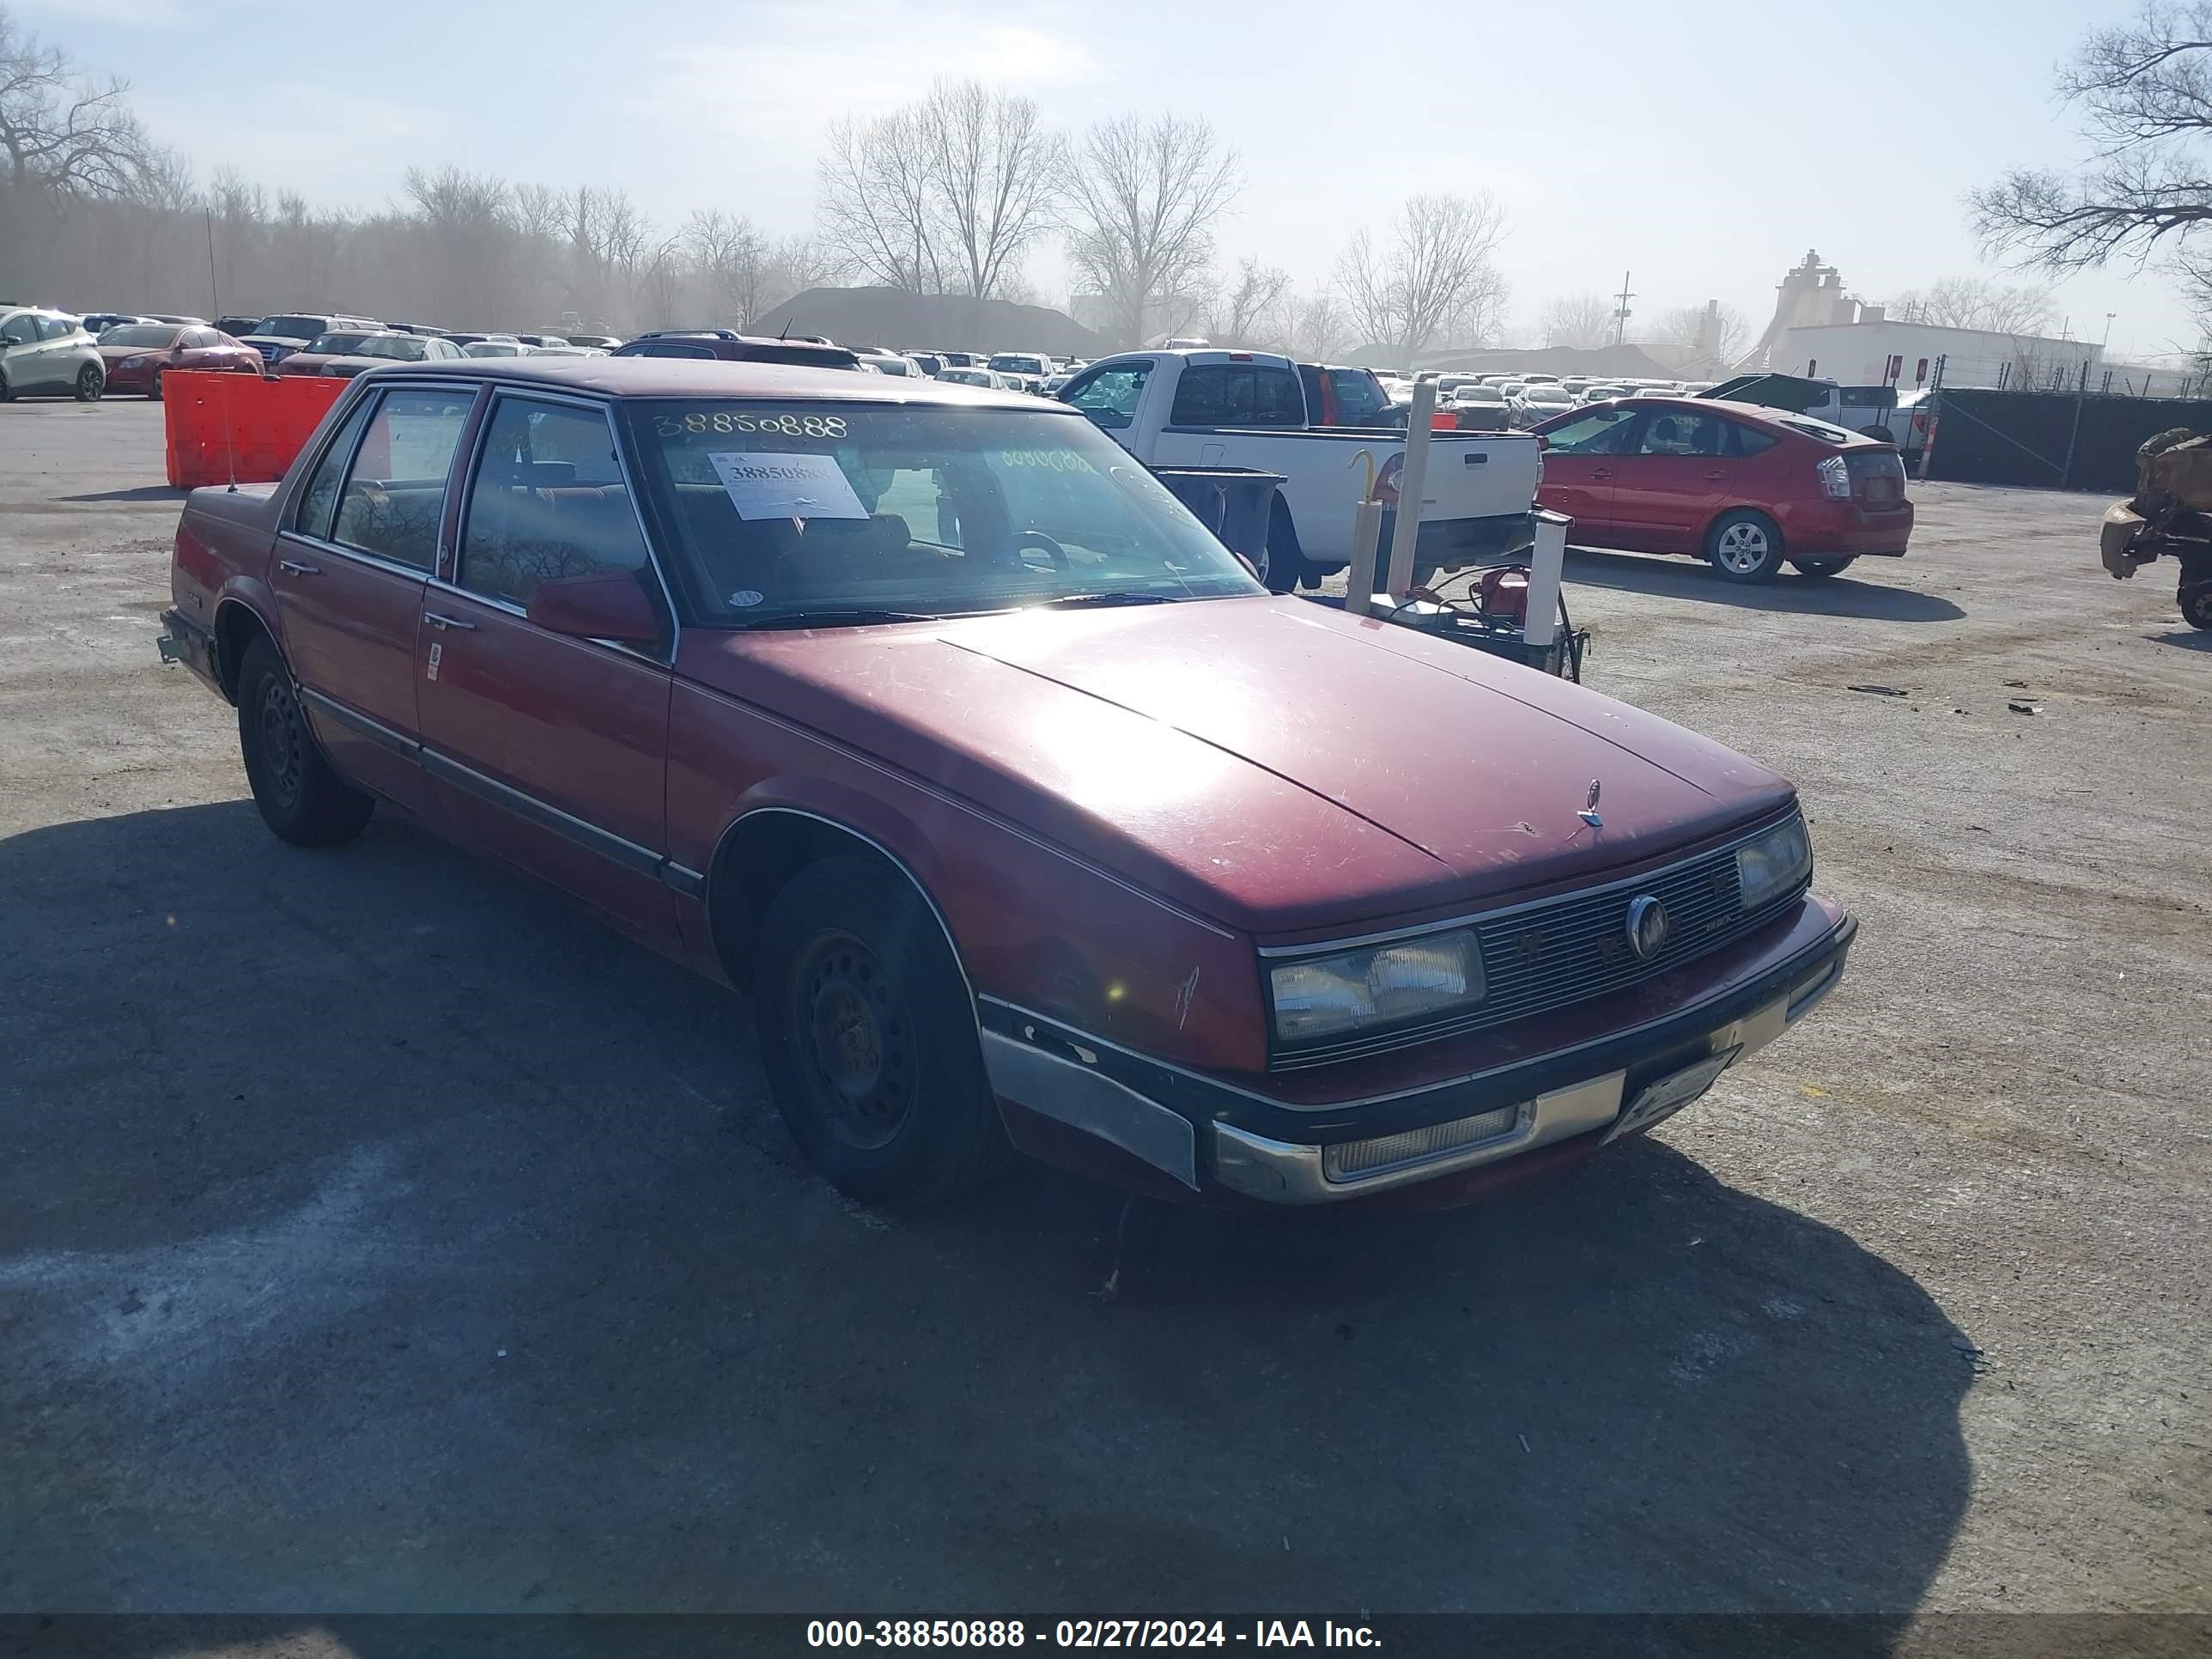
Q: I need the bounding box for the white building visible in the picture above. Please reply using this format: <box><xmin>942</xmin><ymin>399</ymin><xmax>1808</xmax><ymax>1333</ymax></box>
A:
<box><xmin>1777</xmin><ymin>320</ymin><xmax>2104</xmax><ymax>392</ymax></box>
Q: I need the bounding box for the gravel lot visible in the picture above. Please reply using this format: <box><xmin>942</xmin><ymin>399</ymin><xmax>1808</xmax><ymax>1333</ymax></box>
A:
<box><xmin>2</xmin><ymin>398</ymin><xmax>2207</xmax><ymax>1629</ymax></box>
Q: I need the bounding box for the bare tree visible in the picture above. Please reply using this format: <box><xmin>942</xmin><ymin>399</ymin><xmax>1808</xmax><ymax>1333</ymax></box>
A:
<box><xmin>686</xmin><ymin>208</ymin><xmax>770</xmax><ymax>325</ymax></box>
<box><xmin>921</xmin><ymin>78</ymin><xmax>1063</xmax><ymax>299</ymax></box>
<box><xmin>0</xmin><ymin>5</ymin><xmax>150</xmax><ymax>203</ymax></box>
<box><xmin>404</xmin><ymin>165</ymin><xmax>524</xmax><ymax>325</ymax></box>
<box><xmin>817</xmin><ymin>106</ymin><xmax>944</xmax><ymax>292</ymax></box>
<box><xmin>1287</xmin><ymin>288</ymin><xmax>1352</xmax><ymax>361</ymax></box>
<box><xmin>1884</xmin><ymin>276</ymin><xmax>2055</xmax><ymax>332</ymax></box>
<box><xmin>1335</xmin><ymin>193</ymin><xmax>1507</xmax><ymax>358</ymax></box>
<box><xmin>1065</xmin><ymin>112</ymin><xmax>1243</xmax><ymax>348</ymax></box>
<box><xmin>1972</xmin><ymin>3</ymin><xmax>2212</xmax><ymax>311</ymax></box>
<box><xmin>635</xmin><ymin>234</ymin><xmax>687</xmax><ymax>331</ymax></box>
<box><xmin>1656</xmin><ymin>301</ymin><xmax>1751</xmax><ymax>360</ymax></box>
<box><xmin>1537</xmin><ymin>293</ymin><xmax>1617</xmax><ymax>349</ymax></box>
<box><xmin>1210</xmin><ymin>256</ymin><xmax>1291</xmax><ymax>343</ymax></box>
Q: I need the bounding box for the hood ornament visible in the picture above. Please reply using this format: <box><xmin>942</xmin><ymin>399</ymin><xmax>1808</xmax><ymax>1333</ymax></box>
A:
<box><xmin>1578</xmin><ymin>779</ymin><xmax>1603</xmax><ymax>829</ymax></box>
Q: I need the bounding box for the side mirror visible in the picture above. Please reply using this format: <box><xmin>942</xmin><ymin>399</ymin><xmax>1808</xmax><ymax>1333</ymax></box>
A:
<box><xmin>526</xmin><ymin>570</ymin><xmax>661</xmax><ymax>644</ymax></box>
<box><xmin>1534</xmin><ymin>434</ymin><xmax>1550</xmax><ymax>451</ymax></box>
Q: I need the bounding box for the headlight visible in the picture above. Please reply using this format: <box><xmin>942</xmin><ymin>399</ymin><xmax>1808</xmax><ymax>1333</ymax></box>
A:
<box><xmin>1269</xmin><ymin>929</ymin><xmax>1486</xmax><ymax>1045</ymax></box>
<box><xmin>1737</xmin><ymin>816</ymin><xmax>1812</xmax><ymax>911</ymax></box>
<box><xmin>121</xmin><ymin>356</ymin><xmax>149</xmax><ymax>369</ymax></box>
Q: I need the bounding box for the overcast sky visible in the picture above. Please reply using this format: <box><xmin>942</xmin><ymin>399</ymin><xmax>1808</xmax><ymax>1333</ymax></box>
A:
<box><xmin>21</xmin><ymin>0</ymin><xmax>2187</xmax><ymax>358</ymax></box>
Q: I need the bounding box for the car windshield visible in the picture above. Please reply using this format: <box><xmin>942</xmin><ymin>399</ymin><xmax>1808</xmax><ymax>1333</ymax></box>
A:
<box><xmin>628</xmin><ymin>401</ymin><xmax>1264</xmax><ymax>627</ymax></box>
<box><xmin>102</xmin><ymin>325</ymin><xmax>178</xmax><ymax>347</ymax></box>
<box><xmin>1526</xmin><ymin>388</ymin><xmax>1573</xmax><ymax>404</ymax></box>
<box><xmin>251</xmin><ymin>316</ymin><xmax>326</xmax><ymax>338</ymax></box>
<box><xmin>307</xmin><ymin>332</ymin><xmax>375</xmax><ymax>355</ymax></box>
<box><xmin>352</xmin><ymin>335</ymin><xmax>428</xmax><ymax>361</ymax></box>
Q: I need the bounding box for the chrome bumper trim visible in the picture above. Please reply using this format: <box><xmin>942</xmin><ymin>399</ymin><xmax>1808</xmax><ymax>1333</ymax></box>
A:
<box><xmin>981</xmin><ymin>1029</ymin><xmax>1200</xmax><ymax>1190</ymax></box>
<box><xmin>1214</xmin><ymin>1069</ymin><xmax>1626</xmax><ymax>1205</ymax></box>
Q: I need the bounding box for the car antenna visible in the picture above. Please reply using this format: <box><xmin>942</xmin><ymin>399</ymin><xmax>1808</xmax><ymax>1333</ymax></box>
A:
<box><xmin>222</xmin><ymin>375</ymin><xmax>239</xmax><ymax>492</ymax></box>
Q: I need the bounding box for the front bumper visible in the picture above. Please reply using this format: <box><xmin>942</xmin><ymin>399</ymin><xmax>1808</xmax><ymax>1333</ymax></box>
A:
<box><xmin>981</xmin><ymin>905</ymin><xmax>1852</xmax><ymax>1206</ymax></box>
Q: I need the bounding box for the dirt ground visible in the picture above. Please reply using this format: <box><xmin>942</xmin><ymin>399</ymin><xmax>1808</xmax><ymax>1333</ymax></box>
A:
<box><xmin>2</xmin><ymin>398</ymin><xmax>2206</xmax><ymax>1629</ymax></box>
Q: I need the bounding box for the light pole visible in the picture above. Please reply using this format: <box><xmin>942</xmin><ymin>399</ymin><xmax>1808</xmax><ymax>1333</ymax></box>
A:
<box><xmin>2102</xmin><ymin>312</ymin><xmax>2117</xmax><ymax>348</ymax></box>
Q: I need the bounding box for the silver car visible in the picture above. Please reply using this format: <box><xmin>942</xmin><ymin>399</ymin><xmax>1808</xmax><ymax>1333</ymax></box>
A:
<box><xmin>0</xmin><ymin>307</ymin><xmax>105</xmax><ymax>401</ymax></box>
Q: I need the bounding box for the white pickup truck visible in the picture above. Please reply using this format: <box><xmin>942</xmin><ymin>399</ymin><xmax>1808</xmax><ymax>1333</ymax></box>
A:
<box><xmin>1054</xmin><ymin>348</ymin><xmax>1541</xmax><ymax>591</ymax></box>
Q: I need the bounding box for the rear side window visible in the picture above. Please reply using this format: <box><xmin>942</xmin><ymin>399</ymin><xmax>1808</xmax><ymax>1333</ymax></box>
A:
<box><xmin>292</xmin><ymin>396</ymin><xmax>380</xmax><ymax>541</ymax></box>
<box><xmin>1170</xmin><ymin>363</ymin><xmax>1303</xmax><ymax>427</ymax></box>
<box><xmin>1327</xmin><ymin>369</ymin><xmax>1388</xmax><ymax>425</ymax></box>
<box><xmin>1636</xmin><ymin>411</ymin><xmax>1728</xmax><ymax>456</ymax></box>
<box><xmin>459</xmin><ymin>398</ymin><xmax>652</xmax><ymax>609</ymax></box>
<box><xmin>330</xmin><ymin>389</ymin><xmax>473</xmax><ymax>569</ymax></box>
<box><xmin>1723</xmin><ymin>422</ymin><xmax>1779</xmax><ymax>457</ymax></box>
<box><xmin>37</xmin><ymin>315</ymin><xmax>76</xmax><ymax>341</ymax></box>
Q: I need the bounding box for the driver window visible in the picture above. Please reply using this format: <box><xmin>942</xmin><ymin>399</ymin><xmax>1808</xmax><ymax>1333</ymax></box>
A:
<box><xmin>1540</xmin><ymin>409</ymin><xmax>1638</xmax><ymax>455</ymax></box>
<box><xmin>3</xmin><ymin>315</ymin><xmax>40</xmax><ymax>346</ymax></box>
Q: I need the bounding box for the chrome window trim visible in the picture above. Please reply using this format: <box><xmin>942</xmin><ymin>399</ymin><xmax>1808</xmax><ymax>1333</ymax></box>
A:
<box><xmin>1253</xmin><ymin>811</ymin><xmax>1804</xmax><ymax>959</ymax></box>
<box><xmin>450</xmin><ymin>384</ymin><xmax>682</xmax><ymax>667</ymax></box>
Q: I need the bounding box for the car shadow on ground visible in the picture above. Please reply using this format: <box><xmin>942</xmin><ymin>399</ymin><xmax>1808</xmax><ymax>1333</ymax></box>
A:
<box><xmin>1562</xmin><ymin>546</ymin><xmax>1966</xmax><ymax>623</ymax></box>
<box><xmin>2148</xmin><ymin>627</ymin><xmax>2212</xmax><ymax>651</ymax></box>
<box><xmin>53</xmin><ymin>485</ymin><xmax>187</xmax><ymax>503</ymax></box>
<box><xmin>1</xmin><ymin>801</ymin><xmax>1972</xmax><ymax>1626</ymax></box>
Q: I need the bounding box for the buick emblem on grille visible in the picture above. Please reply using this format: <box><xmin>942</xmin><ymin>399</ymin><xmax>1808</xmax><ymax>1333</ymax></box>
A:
<box><xmin>1625</xmin><ymin>895</ymin><xmax>1671</xmax><ymax>961</ymax></box>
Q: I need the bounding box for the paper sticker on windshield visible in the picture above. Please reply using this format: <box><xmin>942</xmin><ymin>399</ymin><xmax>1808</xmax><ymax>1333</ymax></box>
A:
<box><xmin>727</xmin><ymin>589</ymin><xmax>764</xmax><ymax>608</ymax></box>
<box><xmin>708</xmin><ymin>452</ymin><xmax>867</xmax><ymax>520</ymax></box>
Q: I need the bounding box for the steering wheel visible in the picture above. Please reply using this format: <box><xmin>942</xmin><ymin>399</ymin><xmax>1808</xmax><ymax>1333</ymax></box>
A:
<box><xmin>1013</xmin><ymin>528</ymin><xmax>1070</xmax><ymax>571</ymax></box>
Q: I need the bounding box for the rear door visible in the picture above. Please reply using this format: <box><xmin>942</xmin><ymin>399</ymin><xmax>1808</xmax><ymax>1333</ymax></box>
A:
<box><xmin>1603</xmin><ymin>407</ymin><xmax>1735</xmax><ymax>552</ymax></box>
<box><xmin>273</xmin><ymin>383</ymin><xmax>477</xmax><ymax>810</ymax></box>
<box><xmin>1531</xmin><ymin>406</ymin><xmax>1638</xmax><ymax>533</ymax></box>
<box><xmin>416</xmin><ymin>390</ymin><xmax>680</xmax><ymax>946</ymax></box>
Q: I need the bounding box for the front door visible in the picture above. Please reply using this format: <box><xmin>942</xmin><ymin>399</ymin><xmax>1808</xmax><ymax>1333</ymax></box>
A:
<box><xmin>1606</xmin><ymin>408</ymin><xmax>1735</xmax><ymax>553</ymax></box>
<box><xmin>416</xmin><ymin>390</ymin><xmax>678</xmax><ymax>946</ymax></box>
<box><xmin>1532</xmin><ymin>406</ymin><xmax>1637</xmax><ymax>537</ymax></box>
<box><xmin>272</xmin><ymin>384</ymin><xmax>475</xmax><ymax>811</ymax></box>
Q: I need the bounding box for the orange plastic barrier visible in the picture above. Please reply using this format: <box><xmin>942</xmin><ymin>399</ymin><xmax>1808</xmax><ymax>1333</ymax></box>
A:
<box><xmin>162</xmin><ymin>371</ymin><xmax>346</xmax><ymax>490</ymax></box>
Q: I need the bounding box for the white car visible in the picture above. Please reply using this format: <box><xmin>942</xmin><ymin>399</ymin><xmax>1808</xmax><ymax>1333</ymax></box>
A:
<box><xmin>0</xmin><ymin>306</ymin><xmax>103</xmax><ymax>400</ymax></box>
<box><xmin>463</xmin><ymin>340</ymin><xmax>535</xmax><ymax>358</ymax></box>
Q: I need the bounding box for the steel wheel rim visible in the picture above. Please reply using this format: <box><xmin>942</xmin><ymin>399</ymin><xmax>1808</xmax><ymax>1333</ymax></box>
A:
<box><xmin>1717</xmin><ymin>523</ymin><xmax>1770</xmax><ymax>572</ymax></box>
<box><xmin>256</xmin><ymin>678</ymin><xmax>305</xmax><ymax>808</ymax></box>
<box><xmin>793</xmin><ymin>930</ymin><xmax>915</xmax><ymax>1152</ymax></box>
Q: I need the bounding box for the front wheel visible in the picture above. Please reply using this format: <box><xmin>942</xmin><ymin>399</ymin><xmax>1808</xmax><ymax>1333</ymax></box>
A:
<box><xmin>75</xmin><ymin>363</ymin><xmax>104</xmax><ymax>402</ymax></box>
<box><xmin>146</xmin><ymin>369</ymin><xmax>163</xmax><ymax>402</ymax></box>
<box><xmin>1791</xmin><ymin>556</ymin><xmax>1856</xmax><ymax>578</ymax></box>
<box><xmin>2180</xmin><ymin>576</ymin><xmax>2212</xmax><ymax>632</ymax></box>
<box><xmin>235</xmin><ymin>637</ymin><xmax>374</xmax><ymax>846</ymax></box>
<box><xmin>1706</xmin><ymin>509</ymin><xmax>1787</xmax><ymax>582</ymax></box>
<box><xmin>754</xmin><ymin>855</ymin><xmax>1009</xmax><ymax>1208</ymax></box>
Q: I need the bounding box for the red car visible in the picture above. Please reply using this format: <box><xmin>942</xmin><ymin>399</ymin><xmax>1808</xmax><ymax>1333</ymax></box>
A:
<box><xmin>158</xmin><ymin>359</ymin><xmax>1852</xmax><ymax>1211</ymax></box>
<box><xmin>1531</xmin><ymin>397</ymin><xmax>1914</xmax><ymax>581</ymax></box>
<box><xmin>96</xmin><ymin>322</ymin><xmax>263</xmax><ymax>398</ymax></box>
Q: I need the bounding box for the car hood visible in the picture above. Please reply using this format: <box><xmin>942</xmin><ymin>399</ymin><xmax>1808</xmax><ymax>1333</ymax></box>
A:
<box><xmin>97</xmin><ymin>344</ymin><xmax>157</xmax><ymax>362</ymax></box>
<box><xmin>678</xmin><ymin>597</ymin><xmax>1794</xmax><ymax>936</ymax></box>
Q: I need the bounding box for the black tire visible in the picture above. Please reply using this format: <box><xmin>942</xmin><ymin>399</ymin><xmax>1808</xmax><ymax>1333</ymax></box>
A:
<box><xmin>2180</xmin><ymin>577</ymin><xmax>2212</xmax><ymax>632</ymax></box>
<box><xmin>146</xmin><ymin>369</ymin><xmax>162</xmax><ymax>402</ymax></box>
<box><xmin>0</xmin><ymin>371</ymin><xmax>12</xmax><ymax>403</ymax></box>
<box><xmin>1705</xmin><ymin>508</ymin><xmax>1787</xmax><ymax>582</ymax></box>
<box><xmin>1261</xmin><ymin>499</ymin><xmax>1306</xmax><ymax>593</ymax></box>
<box><xmin>75</xmin><ymin>363</ymin><xmax>104</xmax><ymax>402</ymax></box>
<box><xmin>235</xmin><ymin>636</ymin><xmax>374</xmax><ymax>847</ymax></box>
<box><xmin>1791</xmin><ymin>556</ymin><xmax>1856</xmax><ymax>578</ymax></box>
<box><xmin>754</xmin><ymin>855</ymin><xmax>1009</xmax><ymax>1208</ymax></box>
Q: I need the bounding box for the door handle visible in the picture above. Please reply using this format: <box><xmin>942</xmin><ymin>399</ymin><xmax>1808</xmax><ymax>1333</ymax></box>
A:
<box><xmin>1592</xmin><ymin>469</ymin><xmax>1613</xmax><ymax>481</ymax></box>
<box><xmin>277</xmin><ymin>559</ymin><xmax>320</xmax><ymax>576</ymax></box>
<box><xmin>423</xmin><ymin>611</ymin><xmax>477</xmax><ymax>631</ymax></box>
<box><xmin>1463</xmin><ymin>452</ymin><xmax>1487</xmax><ymax>465</ymax></box>
<box><xmin>1704</xmin><ymin>471</ymin><xmax>1729</xmax><ymax>482</ymax></box>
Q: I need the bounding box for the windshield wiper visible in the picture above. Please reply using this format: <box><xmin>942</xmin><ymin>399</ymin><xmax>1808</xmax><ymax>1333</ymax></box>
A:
<box><xmin>740</xmin><ymin>608</ymin><xmax>939</xmax><ymax>630</ymax></box>
<box><xmin>1038</xmin><ymin>591</ymin><xmax>1179</xmax><ymax>609</ymax></box>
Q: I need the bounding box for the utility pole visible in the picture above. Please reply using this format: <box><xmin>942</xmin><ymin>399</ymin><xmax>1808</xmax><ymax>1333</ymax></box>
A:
<box><xmin>205</xmin><ymin>208</ymin><xmax>219</xmax><ymax>319</ymax></box>
<box><xmin>2102</xmin><ymin>312</ymin><xmax>2116</xmax><ymax>347</ymax></box>
<box><xmin>1613</xmin><ymin>270</ymin><xmax>1635</xmax><ymax>347</ymax></box>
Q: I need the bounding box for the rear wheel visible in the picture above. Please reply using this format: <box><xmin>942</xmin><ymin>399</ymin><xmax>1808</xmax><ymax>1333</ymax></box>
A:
<box><xmin>1791</xmin><ymin>556</ymin><xmax>1856</xmax><ymax>578</ymax></box>
<box><xmin>754</xmin><ymin>855</ymin><xmax>1009</xmax><ymax>1208</ymax></box>
<box><xmin>1706</xmin><ymin>509</ymin><xmax>1786</xmax><ymax>582</ymax></box>
<box><xmin>75</xmin><ymin>363</ymin><xmax>104</xmax><ymax>402</ymax></box>
<box><xmin>235</xmin><ymin>637</ymin><xmax>374</xmax><ymax>846</ymax></box>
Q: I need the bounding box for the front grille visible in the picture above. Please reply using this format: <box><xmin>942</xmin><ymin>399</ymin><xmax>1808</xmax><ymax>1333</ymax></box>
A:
<box><xmin>1271</xmin><ymin>835</ymin><xmax>1804</xmax><ymax>1072</ymax></box>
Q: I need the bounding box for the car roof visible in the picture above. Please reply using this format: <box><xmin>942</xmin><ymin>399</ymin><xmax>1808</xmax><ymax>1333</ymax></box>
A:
<box><xmin>367</xmin><ymin>355</ymin><xmax>1062</xmax><ymax>408</ymax></box>
<box><xmin>1580</xmin><ymin>393</ymin><xmax>1882</xmax><ymax>444</ymax></box>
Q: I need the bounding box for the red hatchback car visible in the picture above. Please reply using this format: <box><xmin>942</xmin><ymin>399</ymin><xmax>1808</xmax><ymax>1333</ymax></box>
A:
<box><xmin>159</xmin><ymin>359</ymin><xmax>1853</xmax><ymax>1212</ymax></box>
<box><xmin>1531</xmin><ymin>397</ymin><xmax>1914</xmax><ymax>581</ymax></box>
<box><xmin>95</xmin><ymin>322</ymin><xmax>264</xmax><ymax>398</ymax></box>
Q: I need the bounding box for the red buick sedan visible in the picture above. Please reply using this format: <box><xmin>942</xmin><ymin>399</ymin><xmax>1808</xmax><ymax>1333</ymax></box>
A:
<box><xmin>1531</xmin><ymin>397</ymin><xmax>1913</xmax><ymax>581</ymax></box>
<box><xmin>96</xmin><ymin>322</ymin><xmax>263</xmax><ymax>398</ymax></box>
<box><xmin>159</xmin><ymin>360</ymin><xmax>1852</xmax><ymax>1212</ymax></box>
